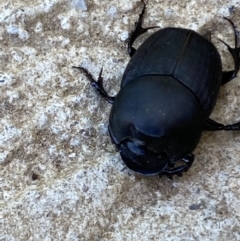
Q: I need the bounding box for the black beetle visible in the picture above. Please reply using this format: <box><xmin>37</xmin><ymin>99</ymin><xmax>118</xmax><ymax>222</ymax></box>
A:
<box><xmin>73</xmin><ymin>1</ymin><xmax>240</xmax><ymax>176</ymax></box>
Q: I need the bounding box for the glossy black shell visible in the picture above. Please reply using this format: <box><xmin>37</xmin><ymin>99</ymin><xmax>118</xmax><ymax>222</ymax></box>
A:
<box><xmin>108</xmin><ymin>27</ymin><xmax>222</xmax><ymax>174</ymax></box>
<box><xmin>122</xmin><ymin>28</ymin><xmax>222</xmax><ymax>115</ymax></box>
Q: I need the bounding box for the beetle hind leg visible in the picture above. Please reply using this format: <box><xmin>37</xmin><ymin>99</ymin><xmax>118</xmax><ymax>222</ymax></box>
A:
<box><xmin>204</xmin><ymin>118</ymin><xmax>240</xmax><ymax>131</ymax></box>
<box><xmin>159</xmin><ymin>153</ymin><xmax>194</xmax><ymax>177</ymax></box>
<box><xmin>220</xmin><ymin>17</ymin><xmax>240</xmax><ymax>85</ymax></box>
<box><xmin>127</xmin><ymin>0</ymin><xmax>159</xmax><ymax>57</ymax></box>
<box><xmin>72</xmin><ymin>66</ymin><xmax>115</xmax><ymax>104</ymax></box>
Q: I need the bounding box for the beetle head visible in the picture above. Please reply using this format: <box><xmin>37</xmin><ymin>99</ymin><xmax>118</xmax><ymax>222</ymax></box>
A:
<box><xmin>119</xmin><ymin>138</ymin><xmax>169</xmax><ymax>175</ymax></box>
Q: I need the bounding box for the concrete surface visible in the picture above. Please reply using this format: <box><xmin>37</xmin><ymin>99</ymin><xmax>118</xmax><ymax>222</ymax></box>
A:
<box><xmin>1</xmin><ymin>0</ymin><xmax>240</xmax><ymax>240</ymax></box>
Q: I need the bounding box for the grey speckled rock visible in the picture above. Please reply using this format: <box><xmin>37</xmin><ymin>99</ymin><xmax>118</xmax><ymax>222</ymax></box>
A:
<box><xmin>0</xmin><ymin>0</ymin><xmax>240</xmax><ymax>240</ymax></box>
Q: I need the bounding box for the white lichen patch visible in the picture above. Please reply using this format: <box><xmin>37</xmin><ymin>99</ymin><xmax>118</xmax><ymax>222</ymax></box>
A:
<box><xmin>73</xmin><ymin>0</ymin><xmax>87</xmax><ymax>11</ymax></box>
<box><xmin>0</xmin><ymin>122</ymin><xmax>22</xmax><ymax>146</ymax></box>
<box><xmin>36</xmin><ymin>113</ymin><xmax>49</xmax><ymax>129</ymax></box>
<box><xmin>58</xmin><ymin>13</ymin><xmax>71</xmax><ymax>30</ymax></box>
<box><xmin>0</xmin><ymin>73</ymin><xmax>16</xmax><ymax>86</ymax></box>
<box><xmin>34</xmin><ymin>21</ymin><xmax>43</xmax><ymax>33</ymax></box>
<box><xmin>0</xmin><ymin>151</ymin><xmax>8</xmax><ymax>164</ymax></box>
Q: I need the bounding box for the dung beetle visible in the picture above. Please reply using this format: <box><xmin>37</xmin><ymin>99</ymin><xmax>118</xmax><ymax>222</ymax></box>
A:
<box><xmin>73</xmin><ymin>1</ymin><xmax>240</xmax><ymax>176</ymax></box>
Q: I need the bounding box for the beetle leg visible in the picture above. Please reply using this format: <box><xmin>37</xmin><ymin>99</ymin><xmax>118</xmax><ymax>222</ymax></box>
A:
<box><xmin>72</xmin><ymin>66</ymin><xmax>115</xmax><ymax>104</ymax></box>
<box><xmin>159</xmin><ymin>153</ymin><xmax>194</xmax><ymax>177</ymax></box>
<box><xmin>220</xmin><ymin>17</ymin><xmax>240</xmax><ymax>85</ymax></box>
<box><xmin>127</xmin><ymin>0</ymin><xmax>159</xmax><ymax>57</ymax></box>
<box><xmin>204</xmin><ymin>118</ymin><xmax>240</xmax><ymax>131</ymax></box>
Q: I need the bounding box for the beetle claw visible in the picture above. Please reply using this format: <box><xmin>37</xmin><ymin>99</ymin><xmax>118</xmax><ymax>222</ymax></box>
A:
<box><xmin>220</xmin><ymin>17</ymin><xmax>240</xmax><ymax>84</ymax></box>
<box><xmin>72</xmin><ymin>66</ymin><xmax>115</xmax><ymax>104</ymax></box>
<box><xmin>127</xmin><ymin>0</ymin><xmax>159</xmax><ymax>57</ymax></box>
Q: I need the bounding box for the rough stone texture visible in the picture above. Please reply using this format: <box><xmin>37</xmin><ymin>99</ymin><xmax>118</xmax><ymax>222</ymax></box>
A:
<box><xmin>1</xmin><ymin>0</ymin><xmax>240</xmax><ymax>240</ymax></box>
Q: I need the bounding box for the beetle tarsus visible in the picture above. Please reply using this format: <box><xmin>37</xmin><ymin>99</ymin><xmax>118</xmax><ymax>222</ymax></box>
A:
<box><xmin>220</xmin><ymin>17</ymin><xmax>240</xmax><ymax>85</ymax></box>
<box><xmin>204</xmin><ymin>118</ymin><xmax>240</xmax><ymax>131</ymax></box>
<box><xmin>127</xmin><ymin>0</ymin><xmax>159</xmax><ymax>57</ymax></box>
<box><xmin>72</xmin><ymin>66</ymin><xmax>115</xmax><ymax>104</ymax></box>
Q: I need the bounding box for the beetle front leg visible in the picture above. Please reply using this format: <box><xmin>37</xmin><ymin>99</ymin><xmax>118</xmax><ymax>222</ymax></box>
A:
<box><xmin>220</xmin><ymin>18</ymin><xmax>240</xmax><ymax>85</ymax></box>
<box><xmin>160</xmin><ymin>153</ymin><xmax>194</xmax><ymax>177</ymax></box>
<box><xmin>72</xmin><ymin>66</ymin><xmax>115</xmax><ymax>104</ymax></box>
<box><xmin>127</xmin><ymin>0</ymin><xmax>159</xmax><ymax>57</ymax></box>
